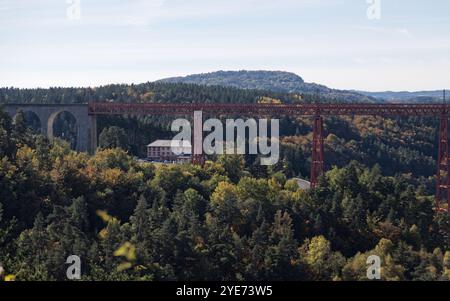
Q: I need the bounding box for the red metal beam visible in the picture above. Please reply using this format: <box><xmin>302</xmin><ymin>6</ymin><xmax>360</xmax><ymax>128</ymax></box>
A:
<box><xmin>88</xmin><ymin>102</ymin><xmax>450</xmax><ymax>117</ymax></box>
<box><xmin>311</xmin><ymin>116</ymin><xmax>324</xmax><ymax>189</ymax></box>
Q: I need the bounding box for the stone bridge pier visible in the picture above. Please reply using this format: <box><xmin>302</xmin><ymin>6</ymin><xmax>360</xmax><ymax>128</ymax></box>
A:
<box><xmin>2</xmin><ymin>104</ymin><xmax>97</xmax><ymax>154</ymax></box>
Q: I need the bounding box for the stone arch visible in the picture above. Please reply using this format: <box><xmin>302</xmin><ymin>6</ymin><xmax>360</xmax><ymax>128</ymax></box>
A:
<box><xmin>48</xmin><ymin>110</ymin><xmax>78</xmax><ymax>149</ymax></box>
<box><xmin>3</xmin><ymin>104</ymin><xmax>96</xmax><ymax>153</ymax></box>
<box><xmin>21</xmin><ymin>110</ymin><xmax>42</xmax><ymax>133</ymax></box>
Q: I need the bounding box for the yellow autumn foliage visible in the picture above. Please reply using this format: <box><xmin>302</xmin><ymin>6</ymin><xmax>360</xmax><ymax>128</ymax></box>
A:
<box><xmin>4</xmin><ymin>274</ymin><xmax>16</xmax><ymax>281</ymax></box>
<box><xmin>114</xmin><ymin>242</ymin><xmax>137</xmax><ymax>262</ymax></box>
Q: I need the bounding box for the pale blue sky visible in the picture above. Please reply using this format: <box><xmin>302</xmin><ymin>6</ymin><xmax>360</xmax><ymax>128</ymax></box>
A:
<box><xmin>1</xmin><ymin>0</ymin><xmax>449</xmax><ymax>91</ymax></box>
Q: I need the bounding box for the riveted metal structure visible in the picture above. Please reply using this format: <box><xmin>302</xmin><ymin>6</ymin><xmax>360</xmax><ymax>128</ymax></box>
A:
<box><xmin>311</xmin><ymin>116</ymin><xmax>324</xmax><ymax>189</ymax></box>
<box><xmin>88</xmin><ymin>102</ymin><xmax>450</xmax><ymax>117</ymax></box>
<box><xmin>88</xmin><ymin>101</ymin><xmax>450</xmax><ymax>212</ymax></box>
<box><xmin>4</xmin><ymin>101</ymin><xmax>450</xmax><ymax>212</ymax></box>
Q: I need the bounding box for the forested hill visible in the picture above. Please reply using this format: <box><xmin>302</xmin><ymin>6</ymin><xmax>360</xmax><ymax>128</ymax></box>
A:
<box><xmin>0</xmin><ymin>82</ymin><xmax>308</xmax><ymax>105</ymax></box>
<box><xmin>158</xmin><ymin>70</ymin><xmax>377</xmax><ymax>103</ymax></box>
<box><xmin>158</xmin><ymin>70</ymin><xmax>448</xmax><ymax>103</ymax></box>
<box><xmin>357</xmin><ymin>90</ymin><xmax>448</xmax><ymax>103</ymax></box>
<box><xmin>160</xmin><ymin>70</ymin><xmax>307</xmax><ymax>92</ymax></box>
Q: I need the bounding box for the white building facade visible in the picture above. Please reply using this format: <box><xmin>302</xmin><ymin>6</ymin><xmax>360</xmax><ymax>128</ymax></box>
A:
<box><xmin>147</xmin><ymin>140</ymin><xmax>191</xmax><ymax>163</ymax></box>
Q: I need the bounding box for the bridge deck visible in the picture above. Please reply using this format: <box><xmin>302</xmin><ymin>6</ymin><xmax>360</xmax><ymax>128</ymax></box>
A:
<box><xmin>87</xmin><ymin>102</ymin><xmax>450</xmax><ymax>116</ymax></box>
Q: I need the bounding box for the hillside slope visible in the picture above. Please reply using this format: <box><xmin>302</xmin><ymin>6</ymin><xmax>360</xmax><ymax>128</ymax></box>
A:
<box><xmin>357</xmin><ymin>90</ymin><xmax>447</xmax><ymax>102</ymax></box>
<box><xmin>159</xmin><ymin>70</ymin><xmax>377</xmax><ymax>103</ymax></box>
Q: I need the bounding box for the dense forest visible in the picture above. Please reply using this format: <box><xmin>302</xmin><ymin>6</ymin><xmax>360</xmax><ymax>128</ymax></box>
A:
<box><xmin>0</xmin><ymin>109</ymin><xmax>449</xmax><ymax>281</ymax></box>
<box><xmin>0</xmin><ymin>82</ymin><xmax>449</xmax><ymax>280</ymax></box>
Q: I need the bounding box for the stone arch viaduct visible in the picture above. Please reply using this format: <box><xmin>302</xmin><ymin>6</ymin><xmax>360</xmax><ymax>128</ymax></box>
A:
<box><xmin>2</xmin><ymin>103</ymin><xmax>97</xmax><ymax>154</ymax></box>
